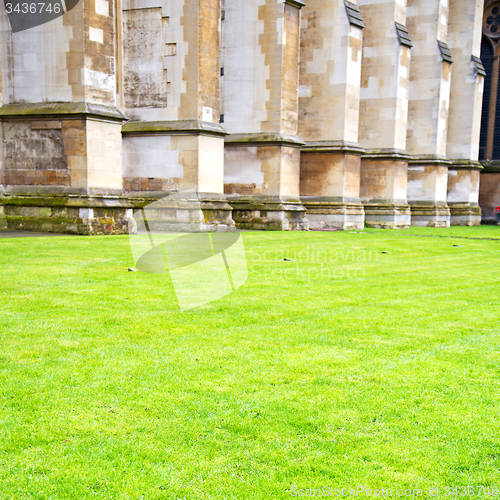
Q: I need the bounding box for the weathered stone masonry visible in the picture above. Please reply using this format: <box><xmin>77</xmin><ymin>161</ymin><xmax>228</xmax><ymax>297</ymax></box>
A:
<box><xmin>0</xmin><ymin>0</ymin><xmax>491</xmax><ymax>233</ymax></box>
<box><xmin>479</xmin><ymin>0</ymin><xmax>500</xmax><ymax>223</ymax></box>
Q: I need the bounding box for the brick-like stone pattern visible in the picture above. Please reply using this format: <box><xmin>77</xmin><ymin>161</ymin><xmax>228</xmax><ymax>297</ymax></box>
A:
<box><xmin>300</xmin><ymin>153</ymin><xmax>361</xmax><ymax>198</ymax></box>
<box><xmin>3</xmin><ymin>121</ymin><xmax>70</xmax><ymax>186</ymax></box>
<box><xmin>0</xmin><ymin>0</ymin><xmax>491</xmax><ymax>233</ymax></box>
<box><xmin>123</xmin><ymin>177</ymin><xmax>181</xmax><ymax>192</ymax></box>
<box><xmin>299</xmin><ymin>0</ymin><xmax>363</xmax><ymax>143</ymax></box>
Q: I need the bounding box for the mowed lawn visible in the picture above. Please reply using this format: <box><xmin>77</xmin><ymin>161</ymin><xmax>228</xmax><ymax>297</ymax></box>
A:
<box><xmin>1</xmin><ymin>226</ymin><xmax>500</xmax><ymax>499</ymax></box>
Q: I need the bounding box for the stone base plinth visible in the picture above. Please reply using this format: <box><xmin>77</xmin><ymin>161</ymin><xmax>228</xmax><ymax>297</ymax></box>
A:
<box><xmin>361</xmin><ymin>151</ymin><xmax>411</xmax><ymax>228</ymax></box>
<box><xmin>128</xmin><ymin>191</ymin><xmax>235</xmax><ymax>232</ymax></box>
<box><xmin>300</xmin><ymin>144</ymin><xmax>365</xmax><ymax>231</ymax></box>
<box><xmin>227</xmin><ymin>195</ymin><xmax>309</xmax><ymax>230</ymax></box>
<box><xmin>409</xmin><ymin>202</ymin><xmax>451</xmax><ymax>228</ymax></box>
<box><xmin>0</xmin><ymin>103</ymin><xmax>131</xmax><ymax>234</ymax></box>
<box><xmin>224</xmin><ymin>134</ymin><xmax>306</xmax><ymax>230</ymax></box>
<box><xmin>0</xmin><ymin>190</ymin><xmax>135</xmax><ymax>235</ymax></box>
<box><xmin>363</xmin><ymin>202</ymin><xmax>411</xmax><ymax>228</ymax></box>
<box><xmin>407</xmin><ymin>158</ymin><xmax>451</xmax><ymax>227</ymax></box>
<box><xmin>448</xmin><ymin>202</ymin><xmax>481</xmax><ymax>226</ymax></box>
<box><xmin>0</xmin><ymin>190</ymin><xmax>236</xmax><ymax>235</ymax></box>
<box><xmin>301</xmin><ymin>197</ymin><xmax>364</xmax><ymax>230</ymax></box>
<box><xmin>447</xmin><ymin>163</ymin><xmax>481</xmax><ymax>226</ymax></box>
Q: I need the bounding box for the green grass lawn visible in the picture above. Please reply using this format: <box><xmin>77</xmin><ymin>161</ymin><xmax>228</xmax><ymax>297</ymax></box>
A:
<box><xmin>1</xmin><ymin>226</ymin><xmax>500</xmax><ymax>499</ymax></box>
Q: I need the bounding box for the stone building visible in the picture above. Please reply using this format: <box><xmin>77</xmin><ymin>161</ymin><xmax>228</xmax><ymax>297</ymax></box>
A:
<box><xmin>479</xmin><ymin>0</ymin><xmax>500</xmax><ymax>223</ymax></box>
<box><xmin>0</xmin><ymin>0</ymin><xmax>490</xmax><ymax>234</ymax></box>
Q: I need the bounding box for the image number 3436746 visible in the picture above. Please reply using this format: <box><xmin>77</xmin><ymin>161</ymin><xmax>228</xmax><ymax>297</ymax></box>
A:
<box><xmin>3</xmin><ymin>0</ymin><xmax>80</xmax><ymax>33</ymax></box>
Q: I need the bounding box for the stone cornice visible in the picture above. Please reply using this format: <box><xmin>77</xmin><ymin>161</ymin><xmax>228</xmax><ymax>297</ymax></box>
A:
<box><xmin>284</xmin><ymin>0</ymin><xmax>306</xmax><ymax>9</ymax></box>
<box><xmin>225</xmin><ymin>133</ymin><xmax>305</xmax><ymax>147</ymax></box>
<box><xmin>0</xmin><ymin>102</ymin><xmax>128</xmax><ymax>122</ymax></box>
<box><xmin>480</xmin><ymin>160</ymin><xmax>500</xmax><ymax>172</ymax></box>
<box><xmin>407</xmin><ymin>155</ymin><xmax>453</xmax><ymax>166</ymax></box>
<box><xmin>302</xmin><ymin>141</ymin><xmax>365</xmax><ymax>155</ymax></box>
<box><xmin>362</xmin><ymin>149</ymin><xmax>413</xmax><ymax>161</ymax></box>
<box><xmin>301</xmin><ymin>196</ymin><xmax>363</xmax><ymax>205</ymax></box>
<box><xmin>226</xmin><ymin>194</ymin><xmax>303</xmax><ymax>203</ymax></box>
<box><xmin>448</xmin><ymin>160</ymin><xmax>483</xmax><ymax>170</ymax></box>
<box><xmin>122</xmin><ymin>120</ymin><xmax>228</xmax><ymax>137</ymax></box>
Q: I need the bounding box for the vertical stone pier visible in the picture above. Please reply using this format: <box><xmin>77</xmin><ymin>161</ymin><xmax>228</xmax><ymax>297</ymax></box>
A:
<box><xmin>121</xmin><ymin>0</ymin><xmax>233</xmax><ymax>230</ymax></box>
<box><xmin>357</xmin><ymin>0</ymin><xmax>412</xmax><ymax>228</ymax></box>
<box><xmin>446</xmin><ymin>0</ymin><xmax>484</xmax><ymax>226</ymax></box>
<box><xmin>298</xmin><ymin>0</ymin><xmax>365</xmax><ymax>230</ymax></box>
<box><xmin>0</xmin><ymin>0</ymin><xmax>132</xmax><ymax>234</ymax></box>
<box><xmin>222</xmin><ymin>0</ymin><xmax>308</xmax><ymax>230</ymax></box>
<box><xmin>479</xmin><ymin>164</ymin><xmax>500</xmax><ymax>223</ymax></box>
<box><xmin>405</xmin><ymin>0</ymin><xmax>452</xmax><ymax>227</ymax></box>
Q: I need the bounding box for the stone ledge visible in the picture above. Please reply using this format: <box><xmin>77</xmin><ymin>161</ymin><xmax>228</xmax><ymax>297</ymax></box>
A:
<box><xmin>230</xmin><ymin>197</ymin><xmax>309</xmax><ymax>230</ymax></box>
<box><xmin>2</xmin><ymin>186</ymin><xmax>123</xmax><ymax>196</ymax></box>
<box><xmin>1</xmin><ymin>216</ymin><xmax>133</xmax><ymax>235</ymax></box>
<box><xmin>409</xmin><ymin>204</ymin><xmax>451</xmax><ymax>217</ymax></box>
<box><xmin>363</xmin><ymin>202</ymin><xmax>411</xmax><ymax>229</ymax></box>
<box><xmin>448</xmin><ymin>202</ymin><xmax>481</xmax><ymax>212</ymax></box>
<box><xmin>449</xmin><ymin>201</ymin><xmax>481</xmax><ymax>226</ymax></box>
<box><xmin>480</xmin><ymin>160</ymin><xmax>500</xmax><ymax>172</ymax></box>
<box><xmin>127</xmin><ymin>192</ymin><xmax>234</xmax><ymax>212</ymax></box>
<box><xmin>226</xmin><ymin>194</ymin><xmax>303</xmax><ymax>204</ymax></box>
<box><xmin>362</xmin><ymin>199</ymin><xmax>409</xmax><ymax>207</ymax></box>
<box><xmin>229</xmin><ymin>202</ymin><xmax>306</xmax><ymax>213</ymax></box>
<box><xmin>302</xmin><ymin>141</ymin><xmax>365</xmax><ymax>155</ymax></box>
<box><xmin>408</xmin><ymin>155</ymin><xmax>453</xmax><ymax>166</ymax></box>
<box><xmin>362</xmin><ymin>149</ymin><xmax>413</xmax><ymax>161</ymax></box>
<box><xmin>0</xmin><ymin>102</ymin><xmax>128</xmax><ymax>122</ymax></box>
<box><xmin>0</xmin><ymin>197</ymin><xmax>135</xmax><ymax>235</ymax></box>
<box><xmin>408</xmin><ymin>200</ymin><xmax>449</xmax><ymax>207</ymax></box>
<box><xmin>448</xmin><ymin>160</ymin><xmax>483</xmax><ymax>170</ymax></box>
<box><xmin>122</xmin><ymin>120</ymin><xmax>228</xmax><ymax>137</ymax></box>
<box><xmin>301</xmin><ymin>196</ymin><xmax>363</xmax><ymax>205</ymax></box>
<box><xmin>0</xmin><ymin>193</ymin><xmax>133</xmax><ymax>208</ymax></box>
<box><xmin>284</xmin><ymin>0</ymin><xmax>306</xmax><ymax>9</ymax></box>
<box><xmin>225</xmin><ymin>133</ymin><xmax>305</xmax><ymax>148</ymax></box>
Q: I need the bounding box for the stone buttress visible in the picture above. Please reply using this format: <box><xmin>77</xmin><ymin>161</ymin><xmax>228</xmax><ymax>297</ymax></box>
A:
<box><xmin>121</xmin><ymin>0</ymin><xmax>233</xmax><ymax>231</ymax></box>
<box><xmin>221</xmin><ymin>0</ymin><xmax>308</xmax><ymax>230</ymax></box>
<box><xmin>446</xmin><ymin>0</ymin><xmax>484</xmax><ymax>226</ymax></box>
<box><xmin>405</xmin><ymin>0</ymin><xmax>452</xmax><ymax>227</ymax></box>
<box><xmin>298</xmin><ymin>0</ymin><xmax>365</xmax><ymax>230</ymax></box>
<box><xmin>0</xmin><ymin>0</ymin><xmax>489</xmax><ymax>234</ymax></box>
<box><xmin>0</xmin><ymin>0</ymin><xmax>132</xmax><ymax>234</ymax></box>
<box><xmin>357</xmin><ymin>0</ymin><xmax>412</xmax><ymax>228</ymax></box>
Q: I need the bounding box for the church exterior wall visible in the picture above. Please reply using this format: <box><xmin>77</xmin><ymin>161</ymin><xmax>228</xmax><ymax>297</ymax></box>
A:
<box><xmin>0</xmin><ymin>0</ymin><xmax>488</xmax><ymax>233</ymax></box>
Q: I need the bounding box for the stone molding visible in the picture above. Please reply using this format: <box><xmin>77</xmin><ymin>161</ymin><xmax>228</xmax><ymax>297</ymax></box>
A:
<box><xmin>302</xmin><ymin>141</ymin><xmax>365</xmax><ymax>155</ymax></box>
<box><xmin>0</xmin><ymin>191</ymin><xmax>132</xmax><ymax>208</ymax></box>
<box><xmin>0</xmin><ymin>103</ymin><xmax>128</xmax><ymax>122</ymax></box>
<box><xmin>480</xmin><ymin>160</ymin><xmax>500</xmax><ymax>172</ymax></box>
<box><xmin>408</xmin><ymin>155</ymin><xmax>453</xmax><ymax>166</ymax></box>
<box><xmin>362</xmin><ymin>149</ymin><xmax>413</xmax><ymax>161</ymax></box>
<box><xmin>284</xmin><ymin>0</ymin><xmax>306</xmax><ymax>9</ymax></box>
<box><xmin>122</xmin><ymin>120</ymin><xmax>228</xmax><ymax>137</ymax></box>
<box><xmin>224</xmin><ymin>133</ymin><xmax>305</xmax><ymax>148</ymax></box>
<box><xmin>448</xmin><ymin>160</ymin><xmax>484</xmax><ymax>170</ymax></box>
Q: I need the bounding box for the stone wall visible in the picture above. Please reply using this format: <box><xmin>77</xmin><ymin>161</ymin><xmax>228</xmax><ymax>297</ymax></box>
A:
<box><xmin>0</xmin><ymin>0</ymin><xmax>490</xmax><ymax>233</ymax></box>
